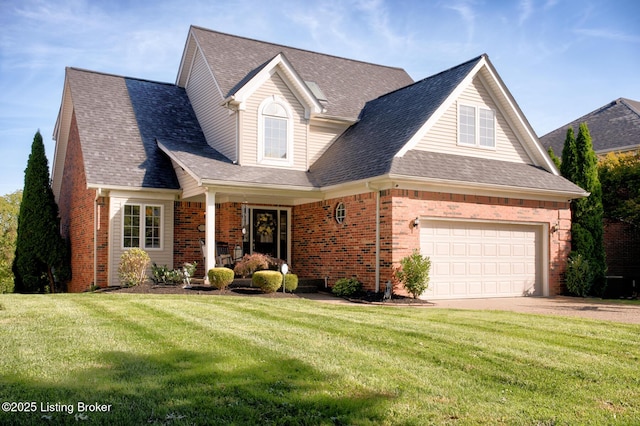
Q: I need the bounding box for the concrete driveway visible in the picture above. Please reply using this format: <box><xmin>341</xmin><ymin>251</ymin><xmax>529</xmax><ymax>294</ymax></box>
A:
<box><xmin>430</xmin><ymin>297</ymin><xmax>640</xmax><ymax>324</ymax></box>
<box><xmin>302</xmin><ymin>293</ymin><xmax>640</xmax><ymax>324</ymax></box>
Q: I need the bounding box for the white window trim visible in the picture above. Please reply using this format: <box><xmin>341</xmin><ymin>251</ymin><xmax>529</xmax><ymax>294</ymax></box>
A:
<box><xmin>257</xmin><ymin>95</ymin><xmax>294</xmax><ymax>166</ymax></box>
<box><xmin>457</xmin><ymin>103</ymin><xmax>496</xmax><ymax>150</ymax></box>
<box><xmin>122</xmin><ymin>203</ymin><xmax>163</xmax><ymax>251</ymax></box>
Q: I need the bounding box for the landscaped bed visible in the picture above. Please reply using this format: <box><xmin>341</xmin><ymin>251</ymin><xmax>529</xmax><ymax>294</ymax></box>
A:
<box><xmin>1</xmin><ymin>294</ymin><xmax>638</xmax><ymax>424</ymax></box>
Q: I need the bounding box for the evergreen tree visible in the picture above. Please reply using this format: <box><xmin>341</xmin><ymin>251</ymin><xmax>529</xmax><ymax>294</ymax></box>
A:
<box><xmin>12</xmin><ymin>131</ymin><xmax>68</xmax><ymax>293</ymax></box>
<box><xmin>560</xmin><ymin>127</ymin><xmax>578</xmax><ymax>182</ymax></box>
<box><xmin>547</xmin><ymin>147</ymin><xmax>561</xmax><ymax>169</ymax></box>
<box><xmin>572</xmin><ymin>123</ymin><xmax>606</xmax><ymax>295</ymax></box>
<box><xmin>558</xmin><ymin>123</ymin><xmax>606</xmax><ymax>296</ymax></box>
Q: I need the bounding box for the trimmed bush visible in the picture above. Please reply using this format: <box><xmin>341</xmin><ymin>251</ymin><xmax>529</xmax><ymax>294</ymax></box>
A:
<box><xmin>332</xmin><ymin>278</ymin><xmax>362</xmax><ymax>297</ymax></box>
<box><xmin>252</xmin><ymin>270</ymin><xmax>283</xmax><ymax>293</ymax></box>
<box><xmin>208</xmin><ymin>267</ymin><xmax>235</xmax><ymax>292</ymax></box>
<box><xmin>284</xmin><ymin>274</ymin><xmax>298</xmax><ymax>292</ymax></box>
<box><xmin>565</xmin><ymin>253</ymin><xmax>592</xmax><ymax>297</ymax></box>
<box><xmin>118</xmin><ymin>248</ymin><xmax>150</xmax><ymax>287</ymax></box>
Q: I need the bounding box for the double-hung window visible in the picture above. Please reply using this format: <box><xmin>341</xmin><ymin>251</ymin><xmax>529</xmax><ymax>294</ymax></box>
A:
<box><xmin>258</xmin><ymin>96</ymin><xmax>293</xmax><ymax>166</ymax></box>
<box><xmin>458</xmin><ymin>104</ymin><xmax>495</xmax><ymax>148</ymax></box>
<box><xmin>123</xmin><ymin>204</ymin><xmax>162</xmax><ymax>249</ymax></box>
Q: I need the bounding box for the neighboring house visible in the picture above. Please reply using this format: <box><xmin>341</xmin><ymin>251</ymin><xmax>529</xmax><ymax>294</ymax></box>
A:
<box><xmin>541</xmin><ymin>97</ymin><xmax>640</xmax><ymax>157</ymax></box>
<box><xmin>52</xmin><ymin>26</ymin><xmax>586</xmax><ymax>299</ymax></box>
<box><xmin>540</xmin><ymin>98</ymin><xmax>640</xmax><ymax>283</ymax></box>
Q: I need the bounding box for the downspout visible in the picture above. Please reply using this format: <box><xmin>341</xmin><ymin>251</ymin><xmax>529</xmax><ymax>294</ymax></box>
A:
<box><xmin>375</xmin><ymin>189</ymin><xmax>380</xmax><ymax>293</ymax></box>
<box><xmin>94</xmin><ymin>189</ymin><xmax>100</xmax><ymax>288</ymax></box>
<box><xmin>366</xmin><ymin>182</ymin><xmax>381</xmax><ymax>293</ymax></box>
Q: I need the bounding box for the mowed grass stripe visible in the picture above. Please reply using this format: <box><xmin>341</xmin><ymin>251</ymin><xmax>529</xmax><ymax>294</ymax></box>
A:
<box><xmin>1</xmin><ymin>294</ymin><xmax>638</xmax><ymax>425</ymax></box>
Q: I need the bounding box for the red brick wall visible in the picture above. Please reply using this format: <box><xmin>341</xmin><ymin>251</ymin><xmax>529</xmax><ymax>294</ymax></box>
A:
<box><xmin>174</xmin><ymin>201</ymin><xmax>206</xmax><ymax>278</ymax></box>
<box><xmin>292</xmin><ymin>189</ymin><xmax>572</xmax><ymax>295</ymax></box>
<box><xmin>173</xmin><ymin>201</ymin><xmax>244</xmax><ymax>277</ymax></box>
<box><xmin>604</xmin><ymin>219</ymin><xmax>640</xmax><ymax>278</ymax></box>
<box><xmin>387</xmin><ymin>189</ymin><xmax>572</xmax><ymax>296</ymax></box>
<box><xmin>58</xmin><ymin>112</ymin><xmax>96</xmax><ymax>292</ymax></box>
<box><xmin>292</xmin><ymin>193</ymin><xmax>379</xmax><ymax>288</ymax></box>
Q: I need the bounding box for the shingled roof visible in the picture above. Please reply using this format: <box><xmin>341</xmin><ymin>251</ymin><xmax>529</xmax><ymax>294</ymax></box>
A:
<box><xmin>65</xmin><ymin>68</ymin><xmax>178</xmax><ymax>190</ymax></box>
<box><xmin>310</xmin><ymin>56</ymin><xmax>483</xmax><ymax>186</ymax></box>
<box><xmin>186</xmin><ymin>26</ymin><xmax>414</xmax><ymax>120</ymax></box>
<box><xmin>540</xmin><ymin>98</ymin><xmax>640</xmax><ymax>156</ymax></box>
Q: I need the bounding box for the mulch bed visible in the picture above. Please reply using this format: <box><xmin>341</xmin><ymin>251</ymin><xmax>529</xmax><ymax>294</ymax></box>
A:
<box><xmin>94</xmin><ymin>281</ymin><xmax>298</xmax><ymax>298</ymax></box>
<box><xmin>93</xmin><ymin>282</ymin><xmax>433</xmax><ymax>305</ymax></box>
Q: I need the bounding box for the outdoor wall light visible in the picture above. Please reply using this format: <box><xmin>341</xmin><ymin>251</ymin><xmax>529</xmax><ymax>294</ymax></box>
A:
<box><xmin>412</xmin><ymin>217</ymin><xmax>420</xmax><ymax>228</ymax></box>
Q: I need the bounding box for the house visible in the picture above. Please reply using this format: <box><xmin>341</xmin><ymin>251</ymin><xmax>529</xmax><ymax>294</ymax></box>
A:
<box><xmin>540</xmin><ymin>98</ymin><xmax>640</xmax><ymax>286</ymax></box>
<box><xmin>540</xmin><ymin>97</ymin><xmax>640</xmax><ymax>157</ymax></box>
<box><xmin>52</xmin><ymin>26</ymin><xmax>586</xmax><ymax>299</ymax></box>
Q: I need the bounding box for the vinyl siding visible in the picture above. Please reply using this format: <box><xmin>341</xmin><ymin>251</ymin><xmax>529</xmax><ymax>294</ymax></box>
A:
<box><xmin>172</xmin><ymin>160</ymin><xmax>204</xmax><ymax>200</ymax></box>
<box><xmin>308</xmin><ymin>122</ymin><xmax>348</xmax><ymax>166</ymax></box>
<box><xmin>241</xmin><ymin>71</ymin><xmax>307</xmax><ymax>170</ymax></box>
<box><xmin>109</xmin><ymin>196</ymin><xmax>174</xmax><ymax>286</ymax></box>
<box><xmin>186</xmin><ymin>49</ymin><xmax>237</xmax><ymax>162</ymax></box>
<box><xmin>416</xmin><ymin>76</ymin><xmax>531</xmax><ymax>163</ymax></box>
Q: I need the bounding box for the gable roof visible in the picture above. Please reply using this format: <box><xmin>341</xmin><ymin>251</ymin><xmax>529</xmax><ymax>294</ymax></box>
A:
<box><xmin>179</xmin><ymin>26</ymin><xmax>414</xmax><ymax>120</ymax></box>
<box><xmin>54</xmin><ymin>28</ymin><xmax>585</xmax><ymax>202</ymax></box>
<box><xmin>309</xmin><ymin>56</ymin><xmax>483</xmax><ymax>186</ymax></box>
<box><xmin>540</xmin><ymin>98</ymin><xmax>640</xmax><ymax>156</ymax></box>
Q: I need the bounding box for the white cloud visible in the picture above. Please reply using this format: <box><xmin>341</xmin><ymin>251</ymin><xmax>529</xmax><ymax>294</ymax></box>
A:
<box><xmin>574</xmin><ymin>28</ymin><xmax>640</xmax><ymax>43</ymax></box>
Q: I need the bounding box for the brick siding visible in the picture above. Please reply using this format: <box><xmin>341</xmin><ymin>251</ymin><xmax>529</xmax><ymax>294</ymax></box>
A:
<box><xmin>604</xmin><ymin>219</ymin><xmax>640</xmax><ymax>278</ymax></box>
<box><xmin>58</xmin><ymin>112</ymin><xmax>99</xmax><ymax>292</ymax></box>
<box><xmin>292</xmin><ymin>189</ymin><xmax>572</xmax><ymax>295</ymax></box>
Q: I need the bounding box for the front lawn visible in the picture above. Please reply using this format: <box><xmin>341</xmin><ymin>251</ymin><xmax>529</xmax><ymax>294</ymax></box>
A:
<box><xmin>0</xmin><ymin>294</ymin><xmax>638</xmax><ymax>425</ymax></box>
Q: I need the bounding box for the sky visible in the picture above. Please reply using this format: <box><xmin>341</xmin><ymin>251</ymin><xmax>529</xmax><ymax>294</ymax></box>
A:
<box><xmin>1</xmin><ymin>0</ymin><xmax>639</xmax><ymax>195</ymax></box>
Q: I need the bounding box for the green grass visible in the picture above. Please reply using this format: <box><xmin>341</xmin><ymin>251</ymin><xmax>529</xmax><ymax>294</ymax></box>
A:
<box><xmin>0</xmin><ymin>294</ymin><xmax>638</xmax><ymax>425</ymax></box>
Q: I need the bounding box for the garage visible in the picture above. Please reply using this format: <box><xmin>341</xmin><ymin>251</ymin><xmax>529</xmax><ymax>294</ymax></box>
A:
<box><xmin>419</xmin><ymin>220</ymin><xmax>542</xmax><ymax>300</ymax></box>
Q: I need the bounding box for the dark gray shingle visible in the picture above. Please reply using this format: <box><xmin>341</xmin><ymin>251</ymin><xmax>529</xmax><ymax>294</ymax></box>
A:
<box><xmin>540</xmin><ymin>98</ymin><xmax>640</xmax><ymax>156</ymax></box>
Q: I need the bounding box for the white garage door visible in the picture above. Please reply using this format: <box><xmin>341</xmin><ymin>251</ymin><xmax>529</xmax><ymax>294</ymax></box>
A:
<box><xmin>420</xmin><ymin>220</ymin><xmax>540</xmax><ymax>300</ymax></box>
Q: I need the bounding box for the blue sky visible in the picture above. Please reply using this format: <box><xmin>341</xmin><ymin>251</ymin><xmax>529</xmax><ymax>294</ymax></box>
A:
<box><xmin>1</xmin><ymin>0</ymin><xmax>639</xmax><ymax>195</ymax></box>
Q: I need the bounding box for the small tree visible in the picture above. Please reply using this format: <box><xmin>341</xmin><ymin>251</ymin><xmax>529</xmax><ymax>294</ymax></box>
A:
<box><xmin>0</xmin><ymin>190</ymin><xmax>21</xmax><ymax>293</ymax></box>
<box><xmin>394</xmin><ymin>250</ymin><xmax>431</xmax><ymax>299</ymax></box>
<box><xmin>118</xmin><ymin>248</ymin><xmax>150</xmax><ymax>287</ymax></box>
<box><xmin>13</xmin><ymin>131</ymin><xmax>68</xmax><ymax>293</ymax></box>
<box><xmin>599</xmin><ymin>151</ymin><xmax>640</xmax><ymax>226</ymax></box>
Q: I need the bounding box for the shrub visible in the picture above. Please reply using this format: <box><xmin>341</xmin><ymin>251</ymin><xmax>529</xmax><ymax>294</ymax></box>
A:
<box><xmin>151</xmin><ymin>262</ymin><xmax>199</xmax><ymax>285</ymax></box>
<box><xmin>118</xmin><ymin>248</ymin><xmax>150</xmax><ymax>287</ymax></box>
<box><xmin>565</xmin><ymin>253</ymin><xmax>592</xmax><ymax>297</ymax></box>
<box><xmin>252</xmin><ymin>270</ymin><xmax>283</xmax><ymax>293</ymax></box>
<box><xmin>208</xmin><ymin>267</ymin><xmax>235</xmax><ymax>292</ymax></box>
<box><xmin>394</xmin><ymin>249</ymin><xmax>431</xmax><ymax>299</ymax></box>
<box><xmin>284</xmin><ymin>274</ymin><xmax>298</xmax><ymax>292</ymax></box>
<box><xmin>234</xmin><ymin>253</ymin><xmax>270</xmax><ymax>277</ymax></box>
<box><xmin>332</xmin><ymin>278</ymin><xmax>362</xmax><ymax>298</ymax></box>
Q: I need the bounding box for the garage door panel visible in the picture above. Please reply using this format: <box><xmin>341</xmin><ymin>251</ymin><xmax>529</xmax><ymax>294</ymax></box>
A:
<box><xmin>420</xmin><ymin>220</ymin><xmax>540</xmax><ymax>300</ymax></box>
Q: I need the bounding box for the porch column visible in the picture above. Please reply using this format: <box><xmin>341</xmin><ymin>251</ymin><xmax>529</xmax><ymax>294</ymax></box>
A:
<box><xmin>205</xmin><ymin>189</ymin><xmax>216</xmax><ymax>272</ymax></box>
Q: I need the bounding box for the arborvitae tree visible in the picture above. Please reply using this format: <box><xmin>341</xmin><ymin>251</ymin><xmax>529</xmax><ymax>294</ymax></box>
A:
<box><xmin>558</xmin><ymin>123</ymin><xmax>606</xmax><ymax>296</ymax></box>
<box><xmin>560</xmin><ymin>127</ymin><xmax>578</xmax><ymax>182</ymax></box>
<box><xmin>547</xmin><ymin>147</ymin><xmax>561</xmax><ymax>169</ymax></box>
<box><xmin>572</xmin><ymin>123</ymin><xmax>606</xmax><ymax>295</ymax></box>
<box><xmin>12</xmin><ymin>131</ymin><xmax>68</xmax><ymax>293</ymax></box>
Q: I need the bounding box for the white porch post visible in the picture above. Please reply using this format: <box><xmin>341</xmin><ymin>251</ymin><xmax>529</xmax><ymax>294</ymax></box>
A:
<box><xmin>205</xmin><ymin>189</ymin><xmax>216</xmax><ymax>272</ymax></box>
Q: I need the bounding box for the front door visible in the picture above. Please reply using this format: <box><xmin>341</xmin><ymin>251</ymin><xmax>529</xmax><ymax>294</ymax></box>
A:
<box><xmin>249</xmin><ymin>208</ymin><xmax>289</xmax><ymax>261</ymax></box>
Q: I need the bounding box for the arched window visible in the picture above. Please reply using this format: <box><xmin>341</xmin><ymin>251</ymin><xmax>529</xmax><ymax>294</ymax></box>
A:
<box><xmin>258</xmin><ymin>96</ymin><xmax>293</xmax><ymax>166</ymax></box>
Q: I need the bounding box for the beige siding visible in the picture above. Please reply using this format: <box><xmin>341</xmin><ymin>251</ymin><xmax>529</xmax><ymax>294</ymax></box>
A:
<box><xmin>241</xmin><ymin>70</ymin><xmax>308</xmax><ymax>170</ymax></box>
<box><xmin>172</xmin><ymin>160</ymin><xmax>204</xmax><ymax>199</ymax></box>
<box><xmin>308</xmin><ymin>122</ymin><xmax>348</xmax><ymax>166</ymax></box>
<box><xmin>186</xmin><ymin>50</ymin><xmax>237</xmax><ymax>162</ymax></box>
<box><xmin>415</xmin><ymin>76</ymin><xmax>531</xmax><ymax>163</ymax></box>
<box><xmin>109</xmin><ymin>196</ymin><xmax>174</xmax><ymax>286</ymax></box>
